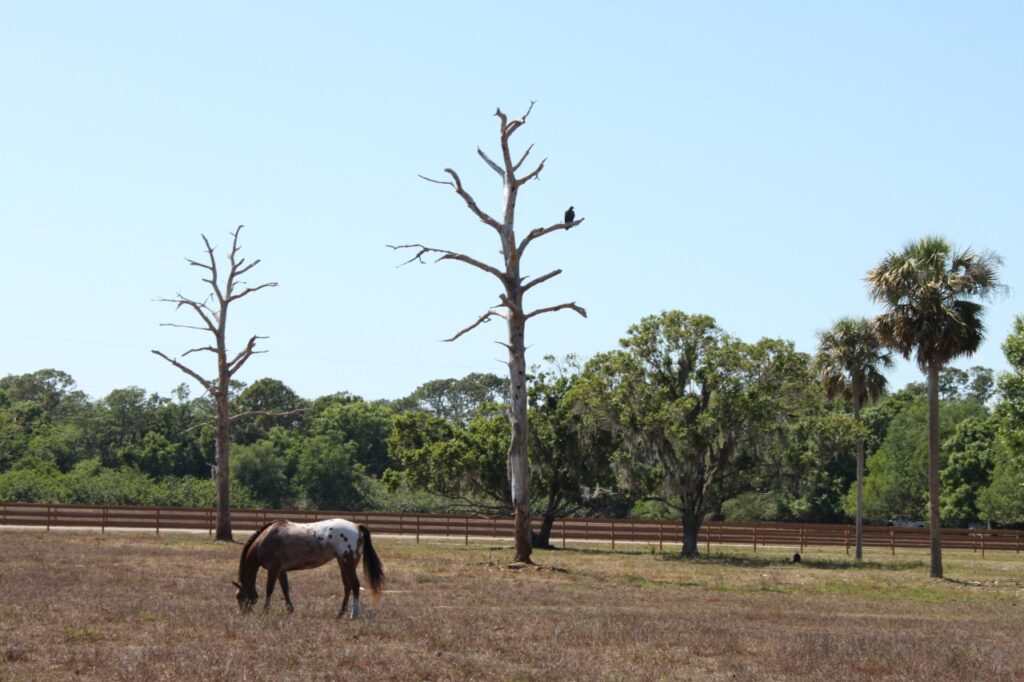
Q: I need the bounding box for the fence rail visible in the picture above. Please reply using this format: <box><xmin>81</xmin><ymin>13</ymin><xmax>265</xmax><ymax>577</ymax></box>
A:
<box><xmin>1</xmin><ymin>502</ymin><xmax>1021</xmax><ymax>556</ymax></box>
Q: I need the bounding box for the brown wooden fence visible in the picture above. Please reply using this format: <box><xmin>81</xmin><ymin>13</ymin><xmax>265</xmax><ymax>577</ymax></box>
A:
<box><xmin>1</xmin><ymin>502</ymin><xmax>1021</xmax><ymax>557</ymax></box>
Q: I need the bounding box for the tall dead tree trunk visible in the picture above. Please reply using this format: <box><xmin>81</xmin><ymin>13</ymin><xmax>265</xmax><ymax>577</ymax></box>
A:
<box><xmin>153</xmin><ymin>225</ymin><xmax>277</xmax><ymax>541</ymax></box>
<box><xmin>391</xmin><ymin>103</ymin><xmax>585</xmax><ymax>563</ymax></box>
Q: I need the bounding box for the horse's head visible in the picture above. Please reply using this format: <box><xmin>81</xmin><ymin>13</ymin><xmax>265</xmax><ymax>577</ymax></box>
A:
<box><xmin>232</xmin><ymin>581</ymin><xmax>258</xmax><ymax>613</ymax></box>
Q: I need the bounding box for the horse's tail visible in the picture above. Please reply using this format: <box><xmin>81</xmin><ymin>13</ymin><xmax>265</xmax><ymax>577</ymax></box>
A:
<box><xmin>238</xmin><ymin>521</ymin><xmax>276</xmax><ymax>582</ymax></box>
<box><xmin>359</xmin><ymin>524</ymin><xmax>384</xmax><ymax>595</ymax></box>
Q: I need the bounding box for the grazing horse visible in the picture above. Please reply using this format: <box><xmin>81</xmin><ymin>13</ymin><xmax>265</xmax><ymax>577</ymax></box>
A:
<box><xmin>232</xmin><ymin>518</ymin><xmax>384</xmax><ymax>618</ymax></box>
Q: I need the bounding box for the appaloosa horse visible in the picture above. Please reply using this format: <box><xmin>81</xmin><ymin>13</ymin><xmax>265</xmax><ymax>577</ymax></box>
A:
<box><xmin>233</xmin><ymin>518</ymin><xmax>384</xmax><ymax>618</ymax></box>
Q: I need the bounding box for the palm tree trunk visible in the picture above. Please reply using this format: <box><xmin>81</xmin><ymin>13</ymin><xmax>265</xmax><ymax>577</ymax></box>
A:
<box><xmin>853</xmin><ymin>393</ymin><xmax>864</xmax><ymax>561</ymax></box>
<box><xmin>927</xmin><ymin>362</ymin><xmax>943</xmax><ymax>578</ymax></box>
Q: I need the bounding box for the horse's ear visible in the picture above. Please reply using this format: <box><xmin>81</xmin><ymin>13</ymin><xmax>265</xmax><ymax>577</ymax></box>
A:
<box><xmin>231</xmin><ymin>581</ymin><xmax>242</xmax><ymax>589</ymax></box>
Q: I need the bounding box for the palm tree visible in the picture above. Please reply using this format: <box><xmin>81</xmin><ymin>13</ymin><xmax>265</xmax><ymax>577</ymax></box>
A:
<box><xmin>813</xmin><ymin>317</ymin><xmax>893</xmax><ymax>561</ymax></box>
<box><xmin>866</xmin><ymin>236</ymin><xmax>1003</xmax><ymax>578</ymax></box>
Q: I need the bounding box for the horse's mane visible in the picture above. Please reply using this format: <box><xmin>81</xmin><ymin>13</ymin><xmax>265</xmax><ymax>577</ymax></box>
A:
<box><xmin>238</xmin><ymin>521</ymin><xmax>277</xmax><ymax>582</ymax></box>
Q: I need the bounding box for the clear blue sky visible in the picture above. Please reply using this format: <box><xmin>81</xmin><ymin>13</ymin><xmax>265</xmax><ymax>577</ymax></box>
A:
<box><xmin>1</xmin><ymin>3</ymin><xmax>1021</xmax><ymax>402</ymax></box>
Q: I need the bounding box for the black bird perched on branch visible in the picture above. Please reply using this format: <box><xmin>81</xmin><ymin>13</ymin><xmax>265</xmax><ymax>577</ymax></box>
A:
<box><xmin>564</xmin><ymin>206</ymin><xmax>575</xmax><ymax>225</ymax></box>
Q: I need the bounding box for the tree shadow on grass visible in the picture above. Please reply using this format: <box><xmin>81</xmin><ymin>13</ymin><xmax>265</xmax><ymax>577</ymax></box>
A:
<box><xmin>658</xmin><ymin>552</ymin><xmax>925</xmax><ymax>572</ymax></box>
<box><xmin>942</xmin><ymin>576</ymin><xmax>1024</xmax><ymax>588</ymax></box>
<box><xmin>494</xmin><ymin>544</ymin><xmax>927</xmax><ymax>571</ymax></box>
<box><xmin>539</xmin><ymin>545</ymin><xmax>656</xmax><ymax>557</ymax></box>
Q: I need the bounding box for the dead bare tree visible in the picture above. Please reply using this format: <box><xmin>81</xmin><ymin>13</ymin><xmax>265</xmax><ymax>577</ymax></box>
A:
<box><xmin>391</xmin><ymin>103</ymin><xmax>585</xmax><ymax>562</ymax></box>
<box><xmin>153</xmin><ymin>225</ymin><xmax>277</xmax><ymax>541</ymax></box>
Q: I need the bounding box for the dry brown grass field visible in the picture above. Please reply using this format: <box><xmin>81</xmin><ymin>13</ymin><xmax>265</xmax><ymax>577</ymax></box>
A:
<box><xmin>0</xmin><ymin>529</ymin><xmax>1022</xmax><ymax>681</ymax></box>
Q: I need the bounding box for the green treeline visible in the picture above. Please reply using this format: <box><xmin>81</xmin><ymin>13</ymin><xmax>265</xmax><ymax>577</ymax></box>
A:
<box><xmin>2</xmin><ymin>312</ymin><xmax>1022</xmax><ymax>528</ymax></box>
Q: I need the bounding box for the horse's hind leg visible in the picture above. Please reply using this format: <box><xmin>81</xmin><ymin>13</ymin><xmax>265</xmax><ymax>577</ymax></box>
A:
<box><xmin>336</xmin><ymin>558</ymin><xmax>351</xmax><ymax>618</ymax></box>
<box><xmin>263</xmin><ymin>567</ymin><xmax>280</xmax><ymax>614</ymax></box>
<box><xmin>279</xmin><ymin>571</ymin><xmax>294</xmax><ymax>613</ymax></box>
<box><xmin>343</xmin><ymin>561</ymin><xmax>361</xmax><ymax>619</ymax></box>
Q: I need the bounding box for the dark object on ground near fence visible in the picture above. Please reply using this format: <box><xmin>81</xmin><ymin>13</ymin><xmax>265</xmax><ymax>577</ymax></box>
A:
<box><xmin>792</xmin><ymin>552</ymin><xmax>801</xmax><ymax>563</ymax></box>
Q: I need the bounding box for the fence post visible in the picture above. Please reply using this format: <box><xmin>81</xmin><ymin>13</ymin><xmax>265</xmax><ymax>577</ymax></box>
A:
<box><xmin>752</xmin><ymin>524</ymin><xmax>757</xmax><ymax>552</ymax></box>
<box><xmin>416</xmin><ymin>515</ymin><xmax>421</xmax><ymax>544</ymax></box>
<box><xmin>800</xmin><ymin>526</ymin><xmax>806</xmax><ymax>553</ymax></box>
<box><xmin>464</xmin><ymin>516</ymin><xmax>469</xmax><ymax>546</ymax></box>
<box><xmin>889</xmin><ymin>527</ymin><xmax>895</xmax><ymax>556</ymax></box>
<box><xmin>706</xmin><ymin>523</ymin><xmax>711</xmax><ymax>555</ymax></box>
<box><xmin>46</xmin><ymin>504</ymin><xmax>51</xmax><ymax>531</ymax></box>
<box><xmin>981</xmin><ymin>533</ymin><xmax>986</xmax><ymax>559</ymax></box>
<box><xmin>844</xmin><ymin>527</ymin><xmax>849</xmax><ymax>555</ymax></box>
<box><xmin>102</xmin><ymin>506</ymin><xmax>107</xmax><ymax>535</ymax></box>
<box><xmin>156</xmin><ymin>508</ymin><xmax>160</xmax><ymax>535</ymax></box>
<box><xmin>562</xmin><ymin>519</ymin><xmax>566</xmax><ymax>549</ymax></box>
<box><xmin>611</xmin><ymin>521</ymin><xmax>615</xmax><ymax>550</ymax></box>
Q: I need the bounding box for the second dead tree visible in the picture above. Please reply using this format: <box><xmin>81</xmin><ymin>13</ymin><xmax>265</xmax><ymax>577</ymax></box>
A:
<box><xmin>392</xmin><ymin>103</ymin><xmax>585</xmax><ymax>563</ymax></box>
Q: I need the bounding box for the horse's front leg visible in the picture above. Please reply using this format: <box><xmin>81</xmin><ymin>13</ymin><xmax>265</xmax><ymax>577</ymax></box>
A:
<box><xmin>263</xmin><ymin>567</ymin><xmax>280</xmax><ymax>614</ymax></box>
<box><xmin>336</xmin><ymin>558</ymin><xmax>351</xmax><ymax>619</ymax></box>
<box><xmin>279</xmin><ymin>571</ymin><xmax>294</xmax><ymax>613</ymax></box>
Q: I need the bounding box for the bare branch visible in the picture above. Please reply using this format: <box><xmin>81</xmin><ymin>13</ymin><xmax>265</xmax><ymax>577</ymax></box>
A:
<box><xmin>159</xmin><ymin>322</ymin><xmax>211</xmax><ymax>332</ymax></box>
<box><xmin>185</xmin><ymin>420</ymin><xmax>215</xmax><ymax>433</ymax></box>
<box><xmin>496</xmin><ymin>293</ymin><xmax>523</xmax><ymax>316</ymax></box>
<box><xmin>517</xmin><ymin>217</ymin><xmax>585</xmax><ymax>258</ymax></box>
<box><xmin>494</xmin><ymin>107</ymin><xmax>508</xmax><ymax>131</ymax></box>
<box><xmin>227</xmin><ymin>335</ymin><xmax>266</xmax><ymax>376</ymax></box>
<box><xmin>388</xmin><ymin>244</ymin><xmax>507</xmax><ymax>283</ymax></box>
<box><xmin>505</xmin><ymin>100</ymin><xmax>537</xmax><ymax>137</ymax></box>
<box><xmin>157</xmin><ymin>296</ymin><xmax>220</xmax><ymax>334</ymax></box>
<box><xmin>525</xmin><ymin>302</ymin><xmax>588</xmax><ymax>320</ymax></box>
<box><xmin>418</xmin><ymin>174</ymin><xmax>455</xmax><ymax>186</ymax></box>
<box><xmin>151</xmin><ymin>350</ymin><xmax>213</xmax><ymax>391</ymax></box>
<box><xmin>419</xmin><ymin>169</ymin><xmax>502</xmax><ymax>232</ymax></box>
<box><xmin>228</xmin><ymin>281</ymin><xmax>278</xmax><ymax>303</ymax></box>
<box><xmin>477</xmin><ymin>147</ymin><xmax>503</xmax><ymax>176</ymax></box>
<box><xmin>443</xmin><ymin>310</ymin><xmax>506</xmax><ymax>342</ymax></box>
<box><xmin>232</xmin><ymin>259</ymin><xmax>261</xmax><ymax>279</ymax></box>
<box><xmin>229</xmin><ymin>407</ymin><xmax>310</xmax><ymax>424</ymax></box>
<box><xmin>521</xmin><ymin>269</ymin><xmax>563</xmax><ymax>293</ymax></box>
<box><xmin>182</xmin><ymin>345</ymin><xmax>219</xmax><ymax>357</ymax></box>
<box><xmin>228</xmin><ymin>225</ymin><xmax>244</xmax><ymax>267</ymax></box>
<box><xmin>450</xmin><ymin>168</ymin><xmax>503</xmax><ymax>231</ymax></box>
<box><xmin>514</xmin><ymin>158</ymin><xmax>547</xmax><ymax>188</ymax></box>
<box><xmin>200</xmin><ymin>234</ymin><xmax>225</xmax><ymax>306</ymax></box>
<box><xmin>512</xmin><ymin>144</ymin><xmax>534</xmax><ymax>172</ymax></box>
